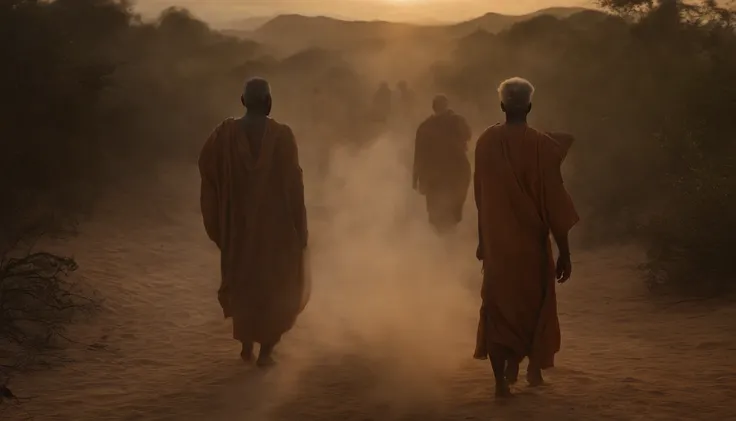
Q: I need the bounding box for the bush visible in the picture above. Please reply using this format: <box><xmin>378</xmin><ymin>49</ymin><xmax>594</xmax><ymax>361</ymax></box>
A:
<box><xmin>0</xmin><ymin>1</ymin><xmax>376</xmax><ymax>396</ymax></box>
<box><xmin>433</xmin><ymin>0</ymin><xmax>736</xmax><ymax>293</ymax></box>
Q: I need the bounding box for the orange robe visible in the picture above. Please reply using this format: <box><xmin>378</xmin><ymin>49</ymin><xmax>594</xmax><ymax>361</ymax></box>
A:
<box><xmin>199</xmin><ymin>117</ymin><xmax>309</xmax><ymax>345</ymax></box>
<box><xmin>473</xmin><ymin>124</ymin><xmax>578</xmax><ymax>369</ymax></box>
<box><xmin>413</xmin><ymin>110</ymin><xmax>472</xmax><ymax>230</ymax></box>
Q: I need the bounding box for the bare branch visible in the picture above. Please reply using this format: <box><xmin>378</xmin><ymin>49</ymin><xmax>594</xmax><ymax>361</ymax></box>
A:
<box><xmin>0</xmin><ymin>249</ymin><xmax>98</xmax><ymax>392</ymax></box>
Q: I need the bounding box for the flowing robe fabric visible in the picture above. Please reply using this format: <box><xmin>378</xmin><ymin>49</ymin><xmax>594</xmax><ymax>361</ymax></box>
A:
<box><xmin>473</xmin><ymin>124</ymin><xmax>579</xmax><ymax>369</ymax></box>
<box><xmin>412</xmin><ymin>110</ymin><xmax>472</xmax><ymax>230</ymax></box>
<box><xmin>199</xmin><ymin>117</ymin><xmax>309</xmax><ymax>345</ymax></box>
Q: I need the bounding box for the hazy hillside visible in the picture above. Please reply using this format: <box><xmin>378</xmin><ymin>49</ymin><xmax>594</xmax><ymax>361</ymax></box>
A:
<box><xmin>447</xmin><ymin>6</ymin><xmax>589</xmax><ymax>36</ymax></box>
<box><xmin>219</xmin><ymin>16</ymin><xmax>272</xmax><ymax>31</ymax></box>
<box><xmin>227</xmin><ymin>7</ymin><xmax>597</xmax><ymax>54</ymax></box>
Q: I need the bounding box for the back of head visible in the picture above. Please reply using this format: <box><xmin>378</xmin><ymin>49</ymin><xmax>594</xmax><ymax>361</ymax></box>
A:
<box><xmin>243</xmin><ymin>77</ymin><xmax>272</xmax><ymax>115</ymax></box>
<box><xmin>432</xmin><ymin>94</ymin><xmax>450</xmax><ymax>114</ymax></box>
<box><xmin>498</xmin><ymin>77</ymin><xmax>534</xmax><ymax>114</ymax></box>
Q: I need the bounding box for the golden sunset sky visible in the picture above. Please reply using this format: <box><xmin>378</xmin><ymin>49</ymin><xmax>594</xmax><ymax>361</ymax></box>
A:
<box><xmin>134</xmin><ymin>0</ymin><xmax>595</xmax><ymax>26</ymax></box>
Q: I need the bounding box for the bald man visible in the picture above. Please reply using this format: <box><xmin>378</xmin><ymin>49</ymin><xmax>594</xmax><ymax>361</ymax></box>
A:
<box><xmin>412</xmin><ymin>95</ymin><xmax>472</xmax><ymax>233</ymax></box>
<box><xmin>199</xmin><ymin>78</ymin><xmax>310</xmax><ymax>367</ymax></box>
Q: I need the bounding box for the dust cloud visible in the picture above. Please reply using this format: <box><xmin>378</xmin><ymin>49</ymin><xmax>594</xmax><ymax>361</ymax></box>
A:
<box><xmin>313</xmin><ymin>135</ymin><xmax>478</xmax><ymax>375</ymax></box>
<box><xmin>4</xmin><ymin>2</ymin><xmax>736</xmax><ymax>420</ymax></box>
<box><xmin>215</xmin><ymin>131</ymin><xmax>483</xmax><ymax>419</ymax></box>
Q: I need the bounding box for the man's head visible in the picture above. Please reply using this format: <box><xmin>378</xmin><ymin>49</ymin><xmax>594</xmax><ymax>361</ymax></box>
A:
<box><xmin>432</xmin><ymin>94</ymin><xmax>450</xmax><ymax>114</ymax></box>
<box><xmin>241</xmin><ymin>77</ymin><xmax>272</xmax><ymax>116</ymax></box>
<box><xmin>498</xmin><ymin>77</ymin><xmax>534</xmax><ymax>117</ymax></box>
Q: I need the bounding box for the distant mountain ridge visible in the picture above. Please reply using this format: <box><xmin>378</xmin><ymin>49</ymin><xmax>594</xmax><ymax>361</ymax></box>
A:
<box><xmin>220</xmin><ymin>16</ymin><xmax>273</xmax><ymax>31</ymax></box>
<box><xmin>449</xmin><ymin>7</ymin><xmax>589</xmax><ymax>34</ymax></box>
<box><xmin>224</xmin><ymin>7</ymin><xmax>597</xmax><ymax>52</ymax></box>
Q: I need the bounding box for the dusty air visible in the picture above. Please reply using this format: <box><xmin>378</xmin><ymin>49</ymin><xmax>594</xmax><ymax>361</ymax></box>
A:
<box><xmin>2</xmin><ymin>1</ymin><xmax>735</xmax><ymax>420</ymax></box>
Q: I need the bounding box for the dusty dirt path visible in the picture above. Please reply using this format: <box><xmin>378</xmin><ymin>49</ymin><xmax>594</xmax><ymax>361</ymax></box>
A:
<box><xmin>4</xmin><ymin>162</ymin><xmax>736</xmax><ymax>421</ymax></box>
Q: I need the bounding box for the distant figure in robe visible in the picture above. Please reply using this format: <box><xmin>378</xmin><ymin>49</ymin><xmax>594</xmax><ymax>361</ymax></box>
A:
<box><xmin>198</xmin><ymin>78</ymin><xmax>309</xmax><ymax>367</ymax></box>
<box><xmin>396</xmin><ymin>80</ymin><xmax>413</xmax><ymax>104</ymax></box>
<box><xmin>473</xmin><ymin>77</ymin><xmax>579</xmax><ymax>397</ymax></box>
<box><xmin>371</xmin><ymin>81</ymin><xmax>392</xmax><ymax>125</ymax></box>
<box><xmin>396</xmin><ymin>80</ymin><xmax>416</xmax><ymax>122</ymax></box>
<box><xmin>413</xmin><ymin>95</ymin><xmax>472</xmax><ymax>233</ymax></box>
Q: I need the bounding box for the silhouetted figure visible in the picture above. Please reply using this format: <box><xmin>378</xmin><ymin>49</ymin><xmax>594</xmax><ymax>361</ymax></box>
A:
<box><xmin>413</xmin><ymin>95</ymin><xmax>472</xmax><ymax>233</ymax></box>
<box><xmin>371</xmin><ymin>81</ymin><xmax>392</xmax><ymax>125</ymax></box>
<box><xmin>473</xmin><ymin>77</ymin><xmax>578</xmax><ymax>398</ymax></box>
<box><xmin>396</xmin><ymin>80</ymin><xmax>416</xmax><ymax>120</ymax></box>
<box><xmin>199</xmin><ymin>78</ymin><xmax>309</xmax><ymax>367</ymax></box>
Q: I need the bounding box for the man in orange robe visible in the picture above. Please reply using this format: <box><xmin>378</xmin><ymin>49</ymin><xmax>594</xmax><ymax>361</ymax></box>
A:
<box><xmin>473</xmin><ymin>77</ymin><xmax>579</xmax><ymax>397</ymax></box>
<box><xmin>413</xmin><ymin>95</ymin><xmax>472</xmax><ymax>233</ymax></box>
<box><xmin>199</xmin><ymin>78</ymin><xmax>309</xmax><ymax>367</ymax></box>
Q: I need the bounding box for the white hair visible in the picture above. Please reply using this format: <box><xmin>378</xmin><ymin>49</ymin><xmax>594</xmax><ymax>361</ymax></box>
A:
<box><xmin>498</xmin><ymin>77</ymin><xmax>535</xmax><ymax>110</ymax></box>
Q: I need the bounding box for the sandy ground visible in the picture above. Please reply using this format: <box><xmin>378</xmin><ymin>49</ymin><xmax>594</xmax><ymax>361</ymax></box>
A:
<box><xmin>3</xmin><ymin>153</ymin><xmax>736</xmax><ymax>420</ymax></box>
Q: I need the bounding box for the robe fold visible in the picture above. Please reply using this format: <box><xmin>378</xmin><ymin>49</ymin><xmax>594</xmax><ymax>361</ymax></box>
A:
<box><xmin>473</xmin><ymin>124</ymin><xmax>578</xmax><ymax>369</ymax></box>
<box><xmin>199</xmin><ymin>117</ymin><xmax>309</xmax><ymax>345</ymax></box>
<box><xmin>413</xmin><ymin>110</ymin><xmax>472</xmax><ymax>230</ymax></box>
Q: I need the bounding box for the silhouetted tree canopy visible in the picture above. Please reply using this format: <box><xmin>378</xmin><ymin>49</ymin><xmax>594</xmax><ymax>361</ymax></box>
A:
<box><xmin>2</xmin><ymin>0</ymin><xmax>735</xmax><ymax>295</ymax></box>
<box><xmin>435</xmin><ymin>2</ymin><xmax>736</xmax><ymax>293</ymax></box>
<box><xmin>0</xmin><ymin>0</ymin><xmax>371</xmax><ymax>250</ymax></box>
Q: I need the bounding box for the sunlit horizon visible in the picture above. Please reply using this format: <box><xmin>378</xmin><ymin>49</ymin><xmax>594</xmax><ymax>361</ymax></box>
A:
<box><xmin>134</xmin><ymin>0</ymin><xmax>595</xmax><ymax>27</ymax></box>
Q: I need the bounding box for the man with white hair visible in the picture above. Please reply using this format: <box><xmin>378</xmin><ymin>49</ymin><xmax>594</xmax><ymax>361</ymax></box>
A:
<box><xmin>473</xmin><ymin>77</ymin><xmax>579</xmax><ymax>397</ymax></box>
<box><xmin>412</xmin><ymin>94</ymin><xmax>472</xmax><ymax>233</ymax></box>
<box><xmin>199</xmin><ymin>77</ymin><xmax>309</xmax><ymax>367</ymax></box>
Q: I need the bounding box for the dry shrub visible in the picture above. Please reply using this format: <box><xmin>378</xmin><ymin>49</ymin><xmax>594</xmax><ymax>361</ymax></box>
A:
<box><xmin>433</xmin><ymin>0</ymin><xmax>736</xmax><ymax>293</ymax></box>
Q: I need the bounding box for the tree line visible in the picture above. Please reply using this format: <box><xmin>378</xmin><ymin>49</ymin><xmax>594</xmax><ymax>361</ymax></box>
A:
<box><xmin>1</xmin><ymin>0</ymin><xmax>734</xmax><ymax>298</ymax></box>
<box><xmin>435</xmin><ymin>0</ymin><xmax>736</xmax><ymax>293</ymax></box>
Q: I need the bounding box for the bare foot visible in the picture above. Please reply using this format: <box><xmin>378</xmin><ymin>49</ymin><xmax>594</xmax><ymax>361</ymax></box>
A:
<box><xmin>505</xmin><ymin>360</ymin><xmax>519</xmax><ymax>385</ymax></box>
<box><xmin>495</xmin><ymin>383</ymin><xmax>514</xmax><ymax>399</ymax></box>
<box><xmin>241</xmin><ymin>350</ymin><xmax>255</xmax><ymax>363</ymax></box>
<box><xmin>257</xmin><ymin>343</ymin><xmax>277</xmax><ymax>368</ymax></box>
<box><xmin>240</xmin><ymin>342</ymin><xmax>255</xmax><ymax>363</ymax></box>
<box><xmin>256</xmin><ymin>355</ymin><xmax>276</xmax><ymax>368</ymax></box>
<box><xmin>526</xmin><ymin>368</ymin><xmax>546</xmax><ymax>387</ymax></box>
